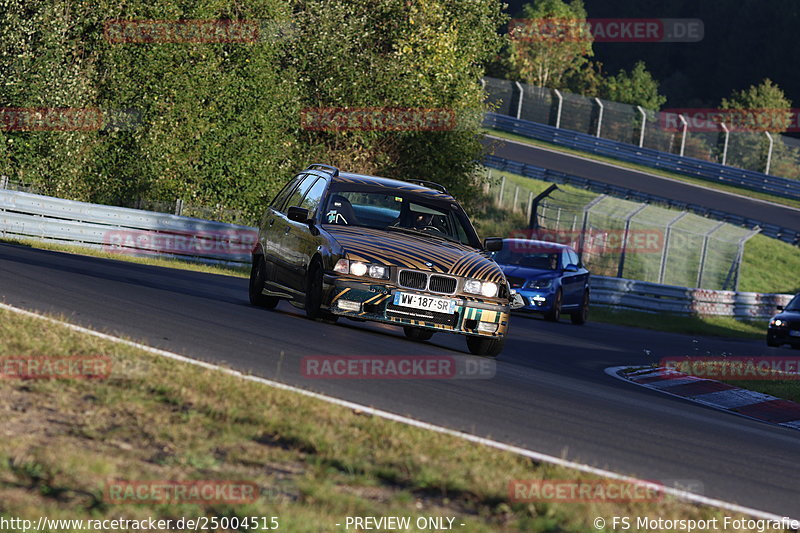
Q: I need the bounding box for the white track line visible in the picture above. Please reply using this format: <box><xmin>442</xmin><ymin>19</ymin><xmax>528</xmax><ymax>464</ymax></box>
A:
<box><xmin>1</xmin><ymin>301</ymin><xmax>794</xmax><ymax>522</ymax></box>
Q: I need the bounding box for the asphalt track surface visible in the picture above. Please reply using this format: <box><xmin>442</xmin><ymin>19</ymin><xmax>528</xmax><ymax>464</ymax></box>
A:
<box><xmin>482</xmin><ymin>136</ymin><xmax>800</xmax><ymax>234</ymax></box>
<box><xmin>1</xmin><ymin>243</ymin><xmax>799</xmax><ymax>517</ymax></box>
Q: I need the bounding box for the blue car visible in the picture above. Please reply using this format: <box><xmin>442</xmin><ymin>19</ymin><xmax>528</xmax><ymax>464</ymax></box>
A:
<box><xmin>492</xmin><ymin>239</ymin><xmax>590</xmax><ymax>324</ymax></box>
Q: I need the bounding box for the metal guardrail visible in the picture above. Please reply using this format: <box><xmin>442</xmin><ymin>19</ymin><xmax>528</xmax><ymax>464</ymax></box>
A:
<box><xmin>0</xmin><ymin>189</ymin><xmax>256</xmax><ymax>266</ymax></box>
<box><xmin>0</xmin><ymin>188</ymin><xmax>791</xmax><ymax>318</ymax></box>
<box><xmin>590</xmin><ymin>276</ymin><xmax>791</xmax><ymax>319</ymax></box>
<box><xmin>484</xmin><ymin>112</ymin><xmax>800</xmax><ymax>202</ymax></box>
<box><xmin>484</xmin><ymin>154</ymin><xmax>800</xmax><ymax>246</ymax></box>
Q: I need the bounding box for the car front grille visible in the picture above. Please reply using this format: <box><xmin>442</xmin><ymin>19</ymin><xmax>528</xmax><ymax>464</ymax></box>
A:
<box><xmin>429</xmin><ymin>275</ymin><xmax>457</xmax><ymax>294</ymax></box>
<box><xmin>505</xmin><ymin>275</ymin><xmax>525</xmax><ymax>289</ymax></box>
<box><xmin>398</xmin><ymin>270</ymin><xmax>457</xmax><ymax>294</ymax></box>
<box><xmin>399</xmin><ymin>270</ymin><xmax>427</xmax><ymax>290</ymax></box>
<box><xmin>386</xmin><ymin>304</ymin><xmax>459</xmax><ymax>327</ymax></box>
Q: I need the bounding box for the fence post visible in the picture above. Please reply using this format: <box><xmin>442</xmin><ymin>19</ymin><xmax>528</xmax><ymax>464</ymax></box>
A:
<box><xmin>513</xmin><ymin>186</ymin><xmax>520</xmax><ymax>212</ymax></box>
<box><xmin>617</xmin><ymin>204</ymin><xmax>648</xmax><ymax>278</ymax></box>
<box><xmin>553</xmin><ymin>89</ymin><xmax>563</xmax><ymax>129</ymax></box>
<box><xmin>497</xmin><ymin>176</ymin><xmax>506</xmax><ymax>207</ymax></box>
<box><xmin>577</xmin><ymin>195</ymin><xmax>605</xmax><ymax>261</ymax></box>
<box><xmin>658</xmin><ymin>212</ymin><xmax>688</xmax><ymax>284</ymax></box>
<box><xmin>720</xmin><ymin>122</ymin><xmax>729</xmax><ymax>166</ymax></box>
<box><xmin>514</xmin><ymin>81</ymin><xmax>524</xmax><ymax>120</ymax></box>
<box><xmin>175</xmin><ymin>198</ymin><xmax>184</xmax><ymax>216</ymax></box>
<box><xmin>679</xmin><ymin>115</ymin><xmax>688</xmax><ymax>157</ymax></box>
<box><xmin>764</xmin><ymin>131</ymin><xmax>774</xmax><ymax>175</ymax></box>
<box><xmin>0</xmin><ymin>175</ymin><xmax>7</xmax><ymax>189</ymax></box>
<box><xmin>696</xmin><ymin>221</ymin><xmax>725</xmax><ymax>289</ymax></box>
<box><xmin>637</xmin><ymin>106</ymin><xmax>646</xmax><ymax>148</ymax></box>
<box><xmin>526</xmin><ymin>190</ymin><xmax>534</xmax><ymax>222</ymax></box>
<box><xmin>480</xmin><ymin>78</ymin><xmax>486</xmax><ymax>90</ymax></box>
<box><xmin>594</xmin><ymin>98</ymin><xmax>604</xmax><ymax>137</ymax></box>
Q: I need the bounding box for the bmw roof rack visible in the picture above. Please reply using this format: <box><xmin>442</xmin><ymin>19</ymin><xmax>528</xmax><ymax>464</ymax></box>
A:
<box><xmin>404</xmin><ymin>179</ymin><xmax>448</xmax><ymax>194</ymax></box>
<box><xmin>305</xmin><ymin>163</ymin><xmax>340</xmax><ymax>177</ymax></box>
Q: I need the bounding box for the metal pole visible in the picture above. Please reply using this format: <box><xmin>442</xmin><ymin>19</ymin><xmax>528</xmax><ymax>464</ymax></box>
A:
<box><xmin>679</xmin><ymin>115</ymin><xmax>688</xmax><ymax>157</ymax></box>
<box><xmin>637</xmin><ymin>106</ymin><xmax>646</xmax><ymax>148</ymax></box>
<box><xmin>617</xmin><ymin>203</ymin><xmax>648</xmax><ymax>278</ymax></box>
<box><xmin>513</xmin><ymin>186</ymin><xmax>520</xmax><ymax>212</ymax></box>
<box><xmin>658</xmin><ymin>212</ymin><xmax>688</xmax><ymax>284</ymax></box>
<box><xmin>526</xmin><ymin>190</ymin><xmax>534</xmax><ymax>223</ymax></box>
<box><xmin>480</xmin><ymin>78</ymin><xmax>486</xmax><ymax>90</ymax></box>
<box><xmin>514</xmin><ymin>81</ymin><xmax>524</xmax><ymax>120</ymax></box>
<box><xmin>0</xmin><ymin>175</ymin><xmax>7</xmax><ymax>189</ymax></box>
<box><xmin>594</xmin><ymin>98</ymin><xmax>604</xmax><ymax>137</ymax></box>
<box><xmin>553</xmin><ymin>89</ymin><xmax>563</xmax><ymax>129</ymax></box>
<box><xmin>696</xmin><ymin>221</ymin><xmax>725</xmax><ymax>289</ymax></box>
<box><xmin>765</xmin><ymin>131</ymin><xmax>774</xmax><ymax>174</ymax></box>
<box><xmin>497</xmin><ymin>176</ymin><xmax>505</xmax><ymax>207</ymax></box>
<box><xmin>720</xmin><ymin>122</ymin><xmax>729</xmax><ymax>166</ymax></box>
<box><xmin>528</xmin><ymin>184</ymin><xmax>558</xmax><ymax>228</ymax></box>
<box><xmin>175</xmin><ymin>198</ymin><xmax>183</xmax><ymax>216</ymax></box>
<box><xmin>578</xmin><ymin>195</ymin><xmax>606</xmax><ymax>261</ymax></box>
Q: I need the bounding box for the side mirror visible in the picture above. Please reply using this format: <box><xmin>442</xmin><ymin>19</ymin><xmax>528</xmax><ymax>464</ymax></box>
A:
<box><xmin>777</xmin><ymin>305</ymin><xmax>784</xmax><ymax>312</ymax></box>
<box><xmin>287</xmin><ymin>206</ymin><xmax>311</xmax><ymax>224</ymax></box>
<box><xmin>564</xmin><ymin>264</ymin><xmax>579</xmax><ymax>273</ymax></box>
<box><xmin>484</xmin><ymin>237</ymin><xmax>503</xmax><ymax>252</ymax></box>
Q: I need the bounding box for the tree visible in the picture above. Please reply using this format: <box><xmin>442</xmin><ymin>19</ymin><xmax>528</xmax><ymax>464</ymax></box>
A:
<box><xmin>720</xmin><ymin>79</ymin><xmax>792</xmax><ymax>132</ymax></box>
<box><xmin>506</xmin><ymin>0</ymin><xmax>593</xmax><ymax>89</ymax></box>
<box><xmin>600</xmin><ymin>61</ymin><xmax>666</xmax><ymax>111</ymax></box>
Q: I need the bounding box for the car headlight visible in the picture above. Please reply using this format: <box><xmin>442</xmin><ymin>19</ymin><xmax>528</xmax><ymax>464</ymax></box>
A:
<box><xmin>528</xmin><ymin>279</ymin><xmax>553</xmax><ymax>289</ymax></box>
<box><xmin>770</xmin><ymin>318</ymin><xmax>785</xmax><ymax>327</ymax></box>
<box><xmin>333</xmin><ymin>259</ymin><xmax>389</xmax><ymax>279</ymax></box>
<box><xmin>464</xmin><ymin>279</ymin><xmax>498</xmax><ymax>298</ymax></box>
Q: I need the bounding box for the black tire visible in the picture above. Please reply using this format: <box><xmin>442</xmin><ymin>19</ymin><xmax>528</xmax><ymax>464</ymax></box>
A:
<box><xmin>305</xmin><ymin>260</ymin><xmax>338</xmax><ymax>323</ymax></box>
<box><xmin>403</xmin><ymin>326</ymin><xmax>434</xmax><ymax>341</ymax></box>
<box><xmin>544</xmin><ymin>289</ymin><xmax>562</xmax><ymax>322</ymax></box>
<box><xmin>249</xmin><ymin>256</ymin><xmax>279</xmax><ymax>308</ymax></box>
<box><xmin>766</xmin><ymin>335</ymin><xmax>780</xmax><ymax>347</ymax></box>
<box><xmin>466</xmin><ymin>335</ymin><xmax>505</xmax><ymax>357</ymax></box>
<box><xmin>570</xmin><ymin>290</ymin><xmax>589</xmax><ymax>325</ymax></box>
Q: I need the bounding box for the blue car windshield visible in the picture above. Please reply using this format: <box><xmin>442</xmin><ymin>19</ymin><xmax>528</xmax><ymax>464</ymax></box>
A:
<box><xmin>494</xmin><ymin>249</ymin><xmax>560</xmax><ymax>270</ymax></box>
<box><xmin>786</xmin><ymin>295</ymin><xmax>800</xmax><ymax>311</ymax></box>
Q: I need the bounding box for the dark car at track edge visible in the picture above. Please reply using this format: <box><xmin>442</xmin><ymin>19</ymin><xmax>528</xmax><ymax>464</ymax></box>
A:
<box><xmin>767</xmin><ymin>293</ymin><xmax>800</xmax><ymax>349</ymax></box>
<box><xmin>249</xmin><ymin>164</ymin><xmax>519</xmax><ymax>356</ymax></box>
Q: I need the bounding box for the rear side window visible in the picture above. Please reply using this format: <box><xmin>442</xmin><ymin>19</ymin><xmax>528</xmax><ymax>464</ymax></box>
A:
<box><xmin>568</xmin><ymin>249</ymin><xmax>581</xmax><ymax>267</ymax></box>
<box><xmin>271</xmin><ymin>174</ymin><xmax>304</xmax><ymax>212</ymax></box>
<box><xmin>299</xmin><ymin>177</ymin><xmax>328</xmax><ymax>217</ymax></box>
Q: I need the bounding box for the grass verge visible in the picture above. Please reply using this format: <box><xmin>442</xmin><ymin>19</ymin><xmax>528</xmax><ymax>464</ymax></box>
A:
<box><xmin>482</xmin><ymin>128</ymin><xmax>800</xmax><ymax>211</ymax></box>
<box><xmin>589</xmin><ymin>307</ymin><xmax>767</xmax><ymax>340</ymax></box>
<box><xmin>0</xmin><ymin>307</ymin><xmax>767</xmax><ymax>532</ymax></box>
<box><xmin>0</xmin><ymin>236</ymin><xmax>248</xmax><ymax>278</ymax></box>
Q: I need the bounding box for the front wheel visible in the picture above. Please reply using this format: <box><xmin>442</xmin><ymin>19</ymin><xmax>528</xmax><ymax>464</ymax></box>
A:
<box><xmin>249</xmin><ymin>256</ymin><xmax>279</xmax><ymax>308</ymax></box>
<box><xmin>570</xmin><ymin>290</ymin><xmax>589</xmax><ymax>325</ymax></box>
<box><xmin>403</xmin><ymin>326</ymin><xmax>434</xmax><ymax>341</ymax></box>
<box><xmin>305</xmin><ymin>260</ymin><xmax>338</xmax><ymax>323</ymax></box>
<box><xmin>544</xmin><ymin>289</ymin><xmax>562</xmax><ymax>322</ymax></box>
<box><xmin>766</xmin><ymin>335</ymin><xmax>780</xmax><ymax>347</ymax></box>
<box><xmin>466</xmin><ymin>336</ymin><xmax>505</xmax><ymax>357</ymax></box>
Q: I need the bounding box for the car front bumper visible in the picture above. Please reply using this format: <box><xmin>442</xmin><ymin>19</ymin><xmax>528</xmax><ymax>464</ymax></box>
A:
<box><xmin>324</xmin><ymin>275</ymin><xmax>509</xmax><ymax>338</ymax></box>
<box><xmin>768</xmin><ymin>327</ymin><xmax>800</xmax><ymax>346</ymax></box>
<box><xmin>513</xmin><ymin>288</ymin><xmax>557</xmax><ymax>313</ymax></box>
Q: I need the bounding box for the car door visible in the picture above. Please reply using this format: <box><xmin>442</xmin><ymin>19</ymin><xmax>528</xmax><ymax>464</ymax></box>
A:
<box><xmin>260</xmin><ymin>174</ymin><xmax>304</xmax><ymax>284</ymax></box>
<box><xmin>559</xmin><ymin>249</ymin><xmax>581</xmax><ymax>306</ymax></box>
<box><xmin>565</xmin><ymin>248</ymin><xmax>588</xmax><ymax>306</ymax></box>
<box><xmin>280</xmin><ymin>176</ymin><xmax>329</xmax><ymax>291</ymax></box>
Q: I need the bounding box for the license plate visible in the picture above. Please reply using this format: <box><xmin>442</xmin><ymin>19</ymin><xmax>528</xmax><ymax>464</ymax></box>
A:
<box><xmin>790</xmin><ymin>330</ymin><xmax>800</xmax><ymax>337</ymax></box>
<box><xmin>393</xmin><ymin>292</ymin><xmax>455</xmax><ymax>314</ymax></box>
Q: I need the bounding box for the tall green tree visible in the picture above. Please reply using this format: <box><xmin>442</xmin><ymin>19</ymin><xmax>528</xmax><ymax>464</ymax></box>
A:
<box><xmin>720</xmin><ymin>79</ymin><xmax>792</xmax><ymax>132</ymax></box>
<box><xmin>600</xmin><ymin>61</ymin><xmax>666</xmax><ymax>111</ymax></box>
<box><xmin>506</xmin><ymin>0</ymin><xmax>593</xmax><ymax>89</ymax></box>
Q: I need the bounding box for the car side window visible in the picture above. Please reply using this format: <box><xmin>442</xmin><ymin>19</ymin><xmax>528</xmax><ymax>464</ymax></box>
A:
<box><xmin>271</xmin><ymin>174</ymin><xmax>304</xmax><ymax>213</ymax></box>
<box><xmin>299</xmin><ymin>177</ymin><xmax>327</xmax><ymax>217</ymax></box>
<box><xmin>560</xmin><ymin>251</ymin><xmax>571</xmax><ymax>269</ymax></box>
<box><xmin>568</xmin><ymin>249</ymin><xmax>581</xmax><ymax>268</ymax></box>
<box><xmin>284</xmin><ymin>175</ymin><xmax>317</xmax><ymax>212</ymax></box>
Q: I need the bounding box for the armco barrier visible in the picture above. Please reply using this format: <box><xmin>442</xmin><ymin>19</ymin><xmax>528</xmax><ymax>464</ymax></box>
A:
<box><xmin>589</xmin><ymin>276</ymin><xmax>792</xmax><ymax>319</ymax></box>
<box><xmin>484</xmin><ymin>112</ymin><xmax>800</xmax><ymax>202</ymax></box>
<box><xmin>0</xmin><ymin>189</ymin><xmax>790</xmax><ymax>319</ymax></box>
<box><xmin>484</xmin><ymin>154</ymin><xmax>800</xmax><ymax>245</ymax></box>
<box><xmin>0</xmin><ymin>189</ymin><xmax>255</xmax><ymax>266</ymax></box>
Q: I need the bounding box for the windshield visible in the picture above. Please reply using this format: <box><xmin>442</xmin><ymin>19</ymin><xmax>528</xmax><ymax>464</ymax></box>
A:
<box><xmin>493</xmin><ymin>248</ymin><xmax>561</xmax><ymax>270</ymax></box>
<box><xmin>786</xmin><ymin>295</ymin><xmax>800</xmax><ymax>312</ymax></box>
<box><xmin>322</xmin><ymin>189</ymin><xmax>480</xmax><ymax>248</ymax></box>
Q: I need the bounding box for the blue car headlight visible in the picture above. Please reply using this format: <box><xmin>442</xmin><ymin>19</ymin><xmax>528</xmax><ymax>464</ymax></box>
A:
<box><xmin>528</xmin><ymin>279</ymin><xmax>553</xmax><ymax>290</ymax></box>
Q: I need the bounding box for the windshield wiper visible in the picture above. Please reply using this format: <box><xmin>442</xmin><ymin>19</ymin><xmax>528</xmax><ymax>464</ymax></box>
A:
<box><xmin>384</xmin><ymin>226</ymin><xmax>461</xmax><ymax>244</ymax></box>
